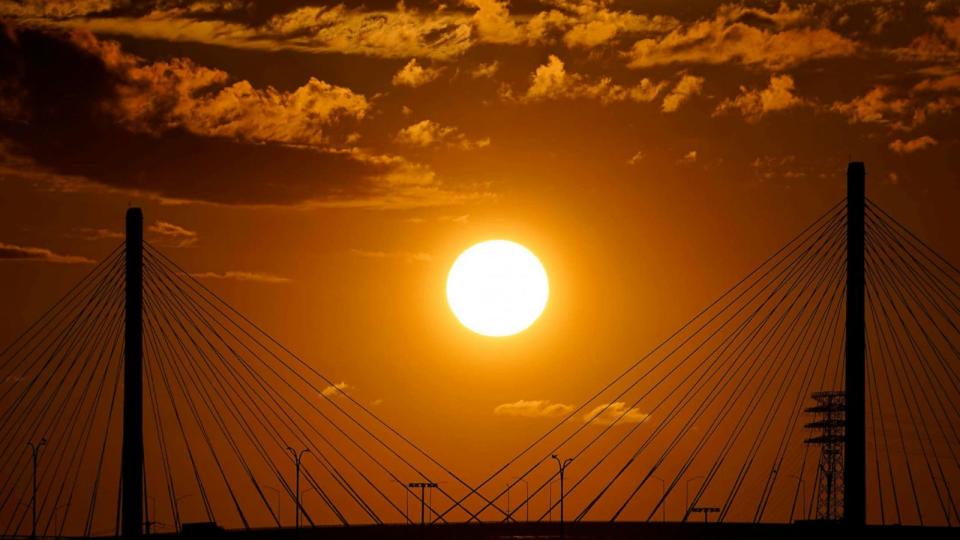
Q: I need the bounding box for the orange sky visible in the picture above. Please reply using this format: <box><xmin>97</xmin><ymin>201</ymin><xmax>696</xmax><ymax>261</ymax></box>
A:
<box><xmin>2</xmin><ymin>0</ymin><xmax>960</xmax><ymax>532</ymax></box>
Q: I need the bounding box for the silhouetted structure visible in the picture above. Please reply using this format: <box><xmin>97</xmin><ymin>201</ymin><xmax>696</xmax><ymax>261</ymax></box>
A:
<box><xmin>845</xmin><ymin>162</ymin><xmax>866</xmax><ymax>527</ymax></box>
<box><xmin>122</xmin><ymin>208</ymin><xmax>144</xmax><ymax>539</ymax></box>
<box><xmin>805</xmin><ymin>391</ymin><xmax>845</xmax><ymax>520</ymax></box>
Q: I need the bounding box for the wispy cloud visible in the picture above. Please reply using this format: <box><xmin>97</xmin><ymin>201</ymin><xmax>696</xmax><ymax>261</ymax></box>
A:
<box><xmin>889</xmin><ymin>135</ymin><xmax>938</xmax><ymax>154</ymax></box>
<box><xmin>350</xmin><ymin>249</ymin><xmax>433</xmax><ymax>263</ymax></box>
<box><xmin>494</xmin><ymin>399</ymin><xmax>574</xmax><ymax>419</ymax></box>
<box><xmin>148</xmin><ymin>220</ymin><xmax>199</xmax><ymax>248</ymax></box>
<box><xmin>191</xmin><ymin>271</ymin><xmax>291</xmax><ymax>284</ymax></box>
<box><xmin>72</xmin><ymin>227</ymin><xmax>123</xmax><ymax>241</ymax></box>
<box><xmin>0</xmin><ymin>242</ymin><xmax>95</xmax><ymax>264</ymax></box>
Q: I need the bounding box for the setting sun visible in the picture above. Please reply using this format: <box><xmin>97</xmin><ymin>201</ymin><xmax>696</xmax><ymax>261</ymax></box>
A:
<box><xmin>447</xmin><ymin>240</ymin><xmax>549</xmax><ymax>337</ymax></box>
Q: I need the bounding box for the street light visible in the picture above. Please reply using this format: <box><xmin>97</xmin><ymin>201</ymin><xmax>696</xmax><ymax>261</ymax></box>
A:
<box><xmin>286</xmin><ymin>447</ymin><xmax>310</xmax><ymax>529</ymax></box>
<box><xmin>407</xmin><ymin>482</ymin><xmax>438</xmax><ymax>525</ymax></box>
<box><xmin>551</xmin><ymin>455</ymin><xmax>573</xmax><ymax>528</ymax></box>
<box><xmin>27</xmin><ymin>439</ymin><xmax>47</xmax><ymax>540</ymax></box>
<box><xmin>264</xmin><ymin>486</ymin><xmax>283</xmax><ymax>524</ymax></box>
<box><xmin>651</xmin><ymin>475</ymin><xmax>666</xmax><ymax>522</ymax></box>
<box><xmin>685</xmin><ymin>475</ymin><xmax>704</xmax><ymax>518</ymax></box>
<box><xmin>509</xmin><ymin>477</ymin><xmax>530</xmax><ymax>522</ymax></box>
<box><xmin>788</xmin><ymin>474</ymin><xmax>806</xmax><ymax>519</ymax></box>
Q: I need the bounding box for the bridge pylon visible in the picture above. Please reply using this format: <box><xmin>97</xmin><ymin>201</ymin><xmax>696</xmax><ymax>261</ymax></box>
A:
<box><xmin>122</xmin><ymin>208</ymin><xmax>144</xmax><ymax>538</ymax></box>
<box><xmin>844</xmin><ymin>163</ymin><xmax>866</xmax><ymax>527</ymax></box>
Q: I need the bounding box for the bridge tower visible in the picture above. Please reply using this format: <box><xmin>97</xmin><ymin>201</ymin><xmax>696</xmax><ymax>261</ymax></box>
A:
<box><xmin>122</xmin><ymin>208</ymin><xmax>144</xmax><ymax>538</ymax></box>
<box><xmin>844</xmin><ymin>163</ymin><xmax>866</xmax><ymax>527</ymax></box>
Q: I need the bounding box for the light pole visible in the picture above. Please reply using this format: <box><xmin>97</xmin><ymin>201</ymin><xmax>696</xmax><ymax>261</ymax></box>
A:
<box><xmin>551</xmin><ymin>455</ymin><xmax>573</xmax><ymax>528</ymax></box>
<box><xmin>286</xmin><ymin>447</ymin><xmax>310</xmax><ymax>529</ymax></box>
<box><xmin>505</xmin><ymin>483</ymin><xmax>511</xmax><ymax>520</ymax></box>
<box><xmin>651</xmin><ymin>475</ymin><xmax>666</xmax><ymax>522</ymax></box>
<box><xmin>265</xmin><ymin>486</ymin><xmax>283</xmax><ymax>524</ymax></box>
<box><xmin>509</xmin><ymin>477</ymin><xmax>530</xmax><ymax>522</ymax></box>
<box><xmin>407</xmin><ymin>482</ymin><xmax>438</xmax><ymax>525</ymax></box>
<box><xmin>685</xmin><ymin>475</ymin><xmax>704</xmax><ymax>518</ymax></box>
<box><xmin>27</xmin><ymin>439</ymin><xmax>47</xmax><ymax>540</ymax></box>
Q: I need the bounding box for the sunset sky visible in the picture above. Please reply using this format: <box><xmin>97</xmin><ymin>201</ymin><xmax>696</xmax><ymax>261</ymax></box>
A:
<box><xmin>2</xmin><ymin>0</ymin><xmax>960</xmax><ymax>504</ymax></box>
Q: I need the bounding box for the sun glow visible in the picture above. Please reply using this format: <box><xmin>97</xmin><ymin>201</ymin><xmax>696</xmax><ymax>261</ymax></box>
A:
<box><xmin>446</xmin><ymin>240</ymin><xmax>549</xmax><ymax>337</ymax></box>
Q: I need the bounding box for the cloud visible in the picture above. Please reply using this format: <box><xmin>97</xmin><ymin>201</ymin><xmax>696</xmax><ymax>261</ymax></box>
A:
<box><xmin>681</xmin><ymin>150</ymin><xmax>698</xmax><ymax>163</ymax></box>
<box><xmin>391</xmin><ymin>59</ymin><xmax>442</xmax><ymax>88</ymax></box>
<box><xmin>0</xmin><ymin>25</ymin><xmax>482</xmax><ymax>208</ymax></box>
<box><xmin>191</xmin><ymin>271</ymin><xmax>292</xmax><ymax>283</ymax></box>
<box><xmin>661</xmin><ymin>74</ymin><xmax>704</xmax><ymax>113</ymax></box>
<box><xmin>626</xmin><ymin>150</ymin><xmax>644</xmax><ymax>165</ymax></box>
<box><xmin>72</xmin><ymin>227</ymin><xmax>123</xmax><ymax>241</ymax></box>
<box><xmin>583</xmin><ymin>402</ymin><xmax>649</xmax><ymax>426</ymax></box>
<box><xmin>321</xmin><ymin>381</ymin><xmax>352</xmax><ymax>397</ymax></box>
<box><xmin>830</xmin><ymin>86</ymin><xmax>910</xmax><ymax>124</ymax></box>
<box><xmin>889</xmin><ymin>135</ymin><xmax>938</xmax><ymax>154</ymax></box>
<box><xmin>510</xmin><ymin>55</ymin><xmax>667</xmax><ymax>104</ymax></box>
<box><xmin>350</xmin><ymin>249</ymin><xmax>433</xmax><ymax>263</ymax></box>
<box><xmin>395</xmin><ymin>120</ymin><xmax>490</xmax><ymax>150</ymax></box>
<box><xmin>148</xmin><ymin>220</ymin><xmax>198</xmax><ymax>248</ymax></box>
<box><xmin>471</xmin><ymin>61</ymin><xmax>499</xmax><ymax>79</ymax></box>
<box><xmin>494</xmin><ymin>399</ymin><xmax>574</xmax><ymax>419</ymax></box>
<box><xmin>894</xmin><ymin>16</ymin><xmax>960</xmax><ymax>62</ymax></box>
<box><xmin>69</xmin><ymin>32</ymin><xmax>369</xmax><ymax>148</ymax></box>
<box><xmin>624</xmin><ymin>3</ymin><xmax>856</xmax><ymax>70</ymax></box>
<box><xmin>0</xmin><ymin>242</ymin><xmax>95</xmax><ymax>264</ymax></box>
<box><xmin>714</xmin><ymin>75</ymin><xmax>805</xmax><ymax>122</ymax></box>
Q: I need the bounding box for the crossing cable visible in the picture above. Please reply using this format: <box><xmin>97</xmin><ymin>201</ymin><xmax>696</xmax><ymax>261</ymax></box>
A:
<box><xmin>594</xmin><ymin>213</ymin><xmax>847</xmax><ymax>522</ymax></box>
<box><xmin>143</xmin><ymin>254</ymin><xmax>401</xmax><ymax>525</ymax></box>
<box><xmin>0</xmin><ymin>257</ymin><xmax>125</xmax><ymax>534</ymax></box>
<box><xmin>522</xmin><ymin>212</ymin><xmax>844</xmax><ymax>523</ymax></box>
<box><xmin>142</xmin><ymin>255</ymin><xmax>375</xmax><ymax>525</ymax></box>
<box><xmin>140</xmin><ymin>288</ymin><xmax>250</xmax><ymax>528</ymax></box>
<box><xmin>437</xmin><ymin>201</ymin><xmax>848</xmax><ymax>522</ymax></box>
<box><xmin>144</xmin><ymin>244</ymin><xmax>456</xmax><ymax>522</ymax></box>
<box><xmin>866</xmin><ymin>208</ymin><xmax>960</xmax><ymax>393</ymax></box>
<box><xmin>865</xmin><ymin>268</ymin><xmax>925</xmax><ymax>523</ymax></box>
<box><xmin>866</xmin><ymin>241</ymin><xmax>959</xmax><ymax>523</ymax></box>
<box><xmin>36</xmin><ymin>293</ymin><xmax>125</xmax><ymax>538</ymax></box>
<box><xmin>866</xmin><ymin>218</ymin><xmax>960</xmax><ymax>444</ymax></box>
<box><xmin>1</xmin><ymin>264</ymin><xmax>123</xmax><ymax>536</ymax></box>
<box><xmin>498</xmin><ymin>204</ymin><xmax>847</xmax><ymax>523</ymax></box>
<box><xmin>754</xmin><ymin>273</ymin><xmax>846</xmax><ymax>521</ymax></box>
<box><xmin>143</xmin><ymin>273</ymin><xmax>303</xmax><ymax>528</ymax></box>
<box><xmin>565</xmin><ymin>209</ymin><xmax>846</xmax><ymax>522</ymax></box>
<box><xmin>671</xmin><ymin>235</ymin><xmax>847</xmax><ymax>522</ymax></box>
<box><xmin>142</xmin><ymin>266</ymin><xmax>357</xmax><ymax>526</ymax></box>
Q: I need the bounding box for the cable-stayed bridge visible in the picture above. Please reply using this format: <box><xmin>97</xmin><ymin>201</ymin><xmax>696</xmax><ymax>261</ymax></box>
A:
<box><xmin>1</xmin><ymin>163</ymin><xmax>958</xmax><ymax>539</ymax></box>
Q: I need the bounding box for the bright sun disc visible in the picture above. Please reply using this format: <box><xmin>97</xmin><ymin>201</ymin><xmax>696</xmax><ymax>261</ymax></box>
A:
<box><xmin>447</xmin><ymin>240</ymin><xmax>549</xmax><ymax>337</ymax></box>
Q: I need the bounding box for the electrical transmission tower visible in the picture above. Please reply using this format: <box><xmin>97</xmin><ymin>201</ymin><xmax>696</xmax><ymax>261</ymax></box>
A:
<box><xmin>804</xmin><ymin>391</ymin><xmax>845</xmax><ymax>521</ymax></box>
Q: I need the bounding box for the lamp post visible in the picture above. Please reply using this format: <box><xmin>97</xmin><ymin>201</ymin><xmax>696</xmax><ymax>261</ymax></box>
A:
<box><xmin>286</xmin><ymin>447</ymin><xmax>310</xmax><ymax>529</ymax></box>
<box><xmin>788</xmin><ymin>474</ymin><xmax>806</xmax><ymax>519</ymax></box>
<box><xmin>407</xmin><ymin>482</ymin><xmax>438</xmax><ymax>525</ymax></box>
<box><xmin>27</xmin><ymin>439</ymin><xmax>47</xmax><ymax>540</ymax></box>
<box><xmin>264</xmin><ymin>486</ymin><xmax>283</xmax><ymax>524</ymax></box>
<box><xmin>685</xmin><ymin>475</ymin><xmax>704</xmax><ymax>518</ymax></box>
<box><xmin>551</xmin><ymin>455</ymin><xmax>573</xmax><ymax>528</ymax></box>
<box><xmin>509</xmin><ymin>477</ymin><xmax>530</xmax><ymax>522</ymax></box>
<box><xmin>651</xmin><ymin>475</ymin><xmax>666</xmax><ymax>522</ymax></box>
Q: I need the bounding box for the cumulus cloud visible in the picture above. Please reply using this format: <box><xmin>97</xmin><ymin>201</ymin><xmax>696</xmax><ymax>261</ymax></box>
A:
<box><xmin>714</xmin><ymin>75</ymin><xmax>806</xmax><ymax>122</ymax></box>
<box><xmin>0</xmin><ymin>242</ymin><xmax>95</xmax><ymax>264</ymax></box>
<box><xmin>321</xmin><ymin>381</ymin><xmax>352</xmax><ymax>397</ymax></box>
<box><xmin>471</xmin><ymin>61</ymin><xmax>499</xmax><ymax>79</ymax></box>
<box><xmin>625</xmin><ymin>3</ymin><xmax>856</xmax><ymax>70</ymax></box>
<box><xmin>148</xmin><ymin>220</ymin><xmax>199</xmax><ymax>248</ymax></box>
<box><xmin>661</xmin><ymin>74</ymin><xmax>705</xmax><ymax>113</ymax></box>
<box><xmin>391</xmin><ymin>59</ymin><xmax>442</xmax><ymax>87</ymax></box>
<box><xmin>191</xmin><ymin>270</ymin><xmax>292</xmax><ymax>283</ymax></box>
<box><xmin>494</xmin><ymin>399</ymin><xmax>574</xmax><ymax>419</ymax></box>
<box><xmin>583</xmin><ymin>402</ymin><xmax>649</xmax><ymax>426</ymax></box>
<box><xmin>510</xmin><ymin>55</ymin><xmax>667</xmax><ymax>104</ymax></box>
<box><xmin>894</xmin><ymin>16</ymin><xmax>960</xmax><ymax>62</ymax></box>
<box><xmin>681</xmin><ymin>150</ymin><xmax>698</xmax><ymax>163</ymax></box>
<box><xmin>889</xmin><ymin>135</ymin><xmax>938</xmax><ymax>154</ymax></box>
<box><xmin>830</xmin><ymin>86</ymin><xmax>910</xmax><ymax>124</ymax></box>
<box><xmin>626</xmin><ymin>150</ymin><xmax>644</xmax><ymax>165</ymax></box>
<box><xmin>395</xmin><ymin>120</ymin><xmax>490</xmax><ymax>150</ymax></box>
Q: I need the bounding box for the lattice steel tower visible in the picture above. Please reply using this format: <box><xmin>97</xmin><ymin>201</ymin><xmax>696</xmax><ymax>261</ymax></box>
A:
<box><xmin>804</xmin><ymin>391</ymin><xmax>845</xmax><ymax>521</ymax></box>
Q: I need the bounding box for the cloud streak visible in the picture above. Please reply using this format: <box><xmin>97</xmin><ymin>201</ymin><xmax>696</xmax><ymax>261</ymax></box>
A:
<box><xmin>0</xmin><ymin>242</ymin><xmax>95</xmax><ymax>264</ymax></box>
